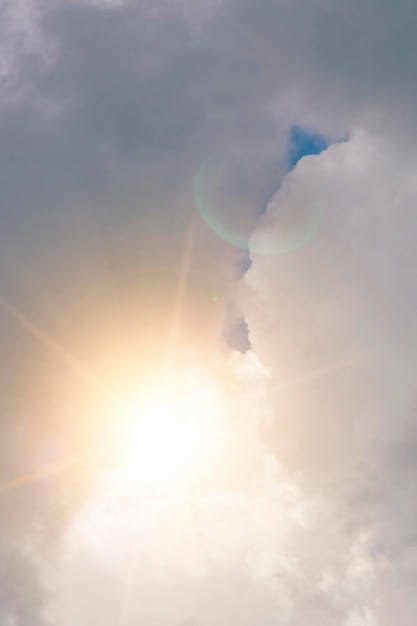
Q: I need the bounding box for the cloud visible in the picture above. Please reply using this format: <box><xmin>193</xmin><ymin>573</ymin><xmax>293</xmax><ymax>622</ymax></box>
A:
<box><xmin>1</xmin><ymin>0</ymin><xmax>417</xmax><ymax>624</ymax></box>
<box><xmin>48</xmin><ymin>350</ymin><xmax>379</xmax><ymax>626</ymax></box>
<box><xmin>54</xmin><ymin>455</ymin><xmax>380</xmax><ymax>626</ymax></box>
<box><xmin>242</xmin><ymin>130</ymin><xmax>417</xmax><ymax>623</ymax></box>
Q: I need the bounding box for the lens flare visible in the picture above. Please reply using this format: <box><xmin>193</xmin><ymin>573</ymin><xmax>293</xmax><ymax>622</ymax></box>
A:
<box><xmin>249</xmin><ymin>196</ymin><xmax>323</xmax><ymax>255</ymax></box>
<box><xmin>194</xmin><ymin>164</ymin><xmax>254</xmax><ymax>251</ymax></box>
<box><xmin>194</xmin><ymin>162</ymin><xmax>322</xmax><ymax>255</ymax></box>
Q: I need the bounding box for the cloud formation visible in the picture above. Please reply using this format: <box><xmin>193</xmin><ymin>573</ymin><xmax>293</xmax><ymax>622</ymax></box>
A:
<box><xmin>1</xmin><ymin>0</ymin><xmax>417</xmax><ymax>624</ymax></box>
<box><xmin>243</xmin><ymin>131</ymin><xmax>417</xmax><ymax>624</ymax></box>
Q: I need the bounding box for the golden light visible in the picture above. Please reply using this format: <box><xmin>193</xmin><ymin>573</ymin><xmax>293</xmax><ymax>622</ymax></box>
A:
<box><xmin>105</xmin><ymin>369</ymin><xmax>230</xmax><ymax>492</ymax></box>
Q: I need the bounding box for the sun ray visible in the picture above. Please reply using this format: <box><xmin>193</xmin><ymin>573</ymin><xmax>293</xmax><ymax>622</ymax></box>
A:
<box><xmin>276</xmin><ymin>350</ymin><xmax>375</xmax><ymax>392</ymax></box>
<box><xmin>0</xmin><ymin>453</ymin><xmax>95</xmax><ymax>495</ymax></box>
<box><xmin>163</xmin><ymin>215</ymin><xmax>196</xmax><ymax>375</ymax></box>
<box><xmin>0</xmin><ymin>296</ymin><xmax>118</xmax><ymax>403</ymax></box>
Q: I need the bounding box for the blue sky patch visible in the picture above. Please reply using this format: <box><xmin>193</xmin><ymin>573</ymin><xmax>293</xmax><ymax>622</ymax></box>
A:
<box><xmin>288</xmin><ymin>125</ymin><xmax>329</xmax><ymax>170</ymax></box>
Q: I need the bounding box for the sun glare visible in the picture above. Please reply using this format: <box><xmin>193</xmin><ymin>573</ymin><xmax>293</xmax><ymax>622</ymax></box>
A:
<box><xmin>106</xmin><ymin>370</ymin><xmax>228</xmax><ymax>492</ymax></box>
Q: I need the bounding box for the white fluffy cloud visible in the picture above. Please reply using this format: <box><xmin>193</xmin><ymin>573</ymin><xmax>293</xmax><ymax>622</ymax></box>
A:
<box><xmin>241</xmin><ymin>131</ymin><xmax>417</xmax><ymax>623</ymax></box>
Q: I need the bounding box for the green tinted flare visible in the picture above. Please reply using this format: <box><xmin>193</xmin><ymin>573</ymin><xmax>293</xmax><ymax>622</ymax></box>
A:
<box><xmin>194</xmin><ymin>166</ymin><xmax>322</xmax><ymax>255</ymax></box>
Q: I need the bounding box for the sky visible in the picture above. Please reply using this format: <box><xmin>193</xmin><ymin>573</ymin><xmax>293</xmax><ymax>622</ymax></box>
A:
<box><xmin>2</xmin><ymin>0</ymin><xmax>417</xmax><ymax>625</ymax></box>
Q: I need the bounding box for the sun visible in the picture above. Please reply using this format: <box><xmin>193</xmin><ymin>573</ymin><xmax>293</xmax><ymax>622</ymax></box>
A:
<box><xmin>104</xmin><ymin>369</ymin><xmax>229</xmax><ymax>492</ymax></box>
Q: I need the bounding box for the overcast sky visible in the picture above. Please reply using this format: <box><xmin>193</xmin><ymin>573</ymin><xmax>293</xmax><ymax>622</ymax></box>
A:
<box><xmin>2</xmin><ymin>1</ymin><xmax>417</xmax><ymax>625</ymax></box>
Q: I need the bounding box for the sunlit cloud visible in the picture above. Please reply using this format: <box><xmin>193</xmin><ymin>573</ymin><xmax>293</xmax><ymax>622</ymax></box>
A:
<box><xmin>1</xmin><ymin>0</ymin><xmax>417</xmax><ymax>625</ymax></box>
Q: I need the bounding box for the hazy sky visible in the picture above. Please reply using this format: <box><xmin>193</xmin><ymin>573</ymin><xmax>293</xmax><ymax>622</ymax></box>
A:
<box><xmin>2</xmin><ymin>1</ymin><xmax>417</xmax><ymax>625</ymax></box>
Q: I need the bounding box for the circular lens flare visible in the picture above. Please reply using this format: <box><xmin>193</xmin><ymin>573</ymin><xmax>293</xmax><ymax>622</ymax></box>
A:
<box><xmin>195</xmin><ymin>160</ymin><xmax>322</xmax><ymax>255</ymax></box>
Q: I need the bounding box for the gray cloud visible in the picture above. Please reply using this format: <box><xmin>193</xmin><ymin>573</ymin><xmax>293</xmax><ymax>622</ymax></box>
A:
<box><xmin>1</xmin><ymin>0</ymin><xmax>417</xmax><ymax>624</ymax></box>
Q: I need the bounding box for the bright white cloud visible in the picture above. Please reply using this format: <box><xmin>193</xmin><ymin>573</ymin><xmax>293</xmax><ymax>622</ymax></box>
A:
<box><xmin>241</xmin><ymin>132</ymin><xmax>417</xmax><ymax>623</ymax></box>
